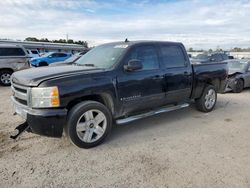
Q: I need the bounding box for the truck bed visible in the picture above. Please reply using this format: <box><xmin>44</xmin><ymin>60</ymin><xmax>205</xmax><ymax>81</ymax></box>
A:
<box><xmin>191</xmin><ymin>62</ymin><xmax>228</xmax><ymax>99</ymax></box>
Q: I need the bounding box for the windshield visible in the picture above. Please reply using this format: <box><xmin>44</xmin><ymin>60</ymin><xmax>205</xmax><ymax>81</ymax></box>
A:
<box><xmin>74</xmin><ymin>43</ymin><xmax>127</xmax><ymax>68</ymax></box>
<box><xmin>195</xmin><ymin>54</ymin><xmax>209</xmax><ymax>59</ymax></box>
<box><xmin>228</xmin><ymin>61</ymin><xmax>247</xmax><ymax>72</ymax></box>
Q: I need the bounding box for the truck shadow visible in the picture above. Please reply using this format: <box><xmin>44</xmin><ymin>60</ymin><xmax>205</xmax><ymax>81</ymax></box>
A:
<box><xmin>105</xmin><ymin>105</ymin><xmax>205</xmax><ymax>147</ymax></box>
<box><xmin>105</xmin><ymin>96</ymin><xmax>236</xmax><ymax>148</ymax></box>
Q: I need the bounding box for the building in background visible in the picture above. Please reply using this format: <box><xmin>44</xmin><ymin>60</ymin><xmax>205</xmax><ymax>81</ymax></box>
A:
<box><xmin>0</xmin><ymin>40</ymin><xmax>87</xmax><ymax>55</ymax></box>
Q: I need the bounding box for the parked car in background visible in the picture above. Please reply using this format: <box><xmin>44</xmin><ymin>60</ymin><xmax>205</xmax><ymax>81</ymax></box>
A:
<box><xmin>10</xmin><ymin>41</ymin><xmax>228</xmax><ymax>148</ymax></box>
<box><xmin>30</xmin><ymin>52</ymin><xmax>71</xmax><ymax>67</ymax></box>
<box><xmin>191</xmin><ymin>53</ymin><xmax>229</xmax><ymax>64</ymax></box>
<box><xmin>225</xmin><ymin>59</ymin><xmax>250</xmax><ymax>93</ymax></box>
<box><xmin>0</xmin><ymin>44</ymin><xmax>30</xmax><ymax>86</ymax></box>
<box><xmin>26</xmin><ymin>49</ymin><xmax>40</xmax><ymax>58</ymax></box>
<box><xmin>49</xmin><ymin>52</ymin><xmax>86</xmax><ymax>67</ymax></box>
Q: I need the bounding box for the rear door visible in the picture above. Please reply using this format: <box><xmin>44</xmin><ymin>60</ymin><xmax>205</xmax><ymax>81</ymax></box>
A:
<box><xmin>159</xmin><ymin>44</ymin><xmax>192</xmax><ymax>103</ymax></box>
<box><xmin>117</xmin><ymin>44</ymin><xmax>165</xmax><ymax>115</ymax></box>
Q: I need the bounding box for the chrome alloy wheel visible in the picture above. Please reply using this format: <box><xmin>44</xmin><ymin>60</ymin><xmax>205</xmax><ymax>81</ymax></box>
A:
<box><xmin>76</xmin><ymin>109</ymin><xmax>107</xmax><ymax>143</ymax></box>
<box><xmin>0</xmin><ymin>73</ymin><xmax>11</xmax><ymax>85</ymax></box>
<box><xmin>204</xmin><ymin>89</ymin><xmax>216</xmax><ymax>110</ymax></box>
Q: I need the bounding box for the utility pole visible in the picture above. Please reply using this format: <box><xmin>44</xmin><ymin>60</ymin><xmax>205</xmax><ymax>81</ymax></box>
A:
<box><xmin>66</xmin><ymin>33</ymin><xmax>68</xmax><ymax>43</ymax></box>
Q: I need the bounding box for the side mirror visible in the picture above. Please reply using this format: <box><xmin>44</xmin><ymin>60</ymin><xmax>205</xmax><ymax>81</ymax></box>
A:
<box><xmin>124</xmin><ymin>59</ymin><xmax>143</xmax><ymax>71</ymax></box>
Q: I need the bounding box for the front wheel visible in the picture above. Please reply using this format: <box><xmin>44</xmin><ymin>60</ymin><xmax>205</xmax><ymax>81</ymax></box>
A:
<box><xmin>66</xmin><ymin>101</ymin><xmax>112</xmax><ymax>148</ymax></box>
<box><xmin>195</xmin><ymin>85</ymin><xmax>217</xmax><ymax>112</ymax></box>
<box><xmin>233</xmin><ymin>79</ymin><xmax>244</xmax><ymax>93</ymax></box>
<box><xmin>0</xmin><ymin>70</ymin><xmax>13</xmax><ymax>86</ymax></box>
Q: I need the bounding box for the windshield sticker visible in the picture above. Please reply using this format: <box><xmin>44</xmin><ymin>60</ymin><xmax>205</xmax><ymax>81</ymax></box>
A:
<box><xmin>114</xmin><ymin>45</ymin><xmax>128</xmax><ymax>48</ymax></box>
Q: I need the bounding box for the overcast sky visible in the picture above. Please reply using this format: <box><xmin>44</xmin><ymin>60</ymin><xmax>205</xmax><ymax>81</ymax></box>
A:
<box><xmin>1</xmin><ymin>0</ymin><xmax>250</xmax><ymax>49</ymax></box>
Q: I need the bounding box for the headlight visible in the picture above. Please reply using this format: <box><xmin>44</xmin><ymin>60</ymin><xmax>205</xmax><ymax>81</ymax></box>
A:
<box><xmin>30</xmin><ymin>86</ymin><xmax>60</xmax><ymax>108</ymax></box>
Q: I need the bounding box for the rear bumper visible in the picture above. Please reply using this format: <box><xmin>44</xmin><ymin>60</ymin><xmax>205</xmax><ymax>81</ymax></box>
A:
<box><xmin>11</xmin><ymin>96</ymin><xmax>67</xmax><ymax>137</ymax></box>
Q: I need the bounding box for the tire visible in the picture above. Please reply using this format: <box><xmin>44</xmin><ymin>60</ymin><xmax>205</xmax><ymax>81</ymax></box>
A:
<box><xmin>38</xmin><ymin>62</ymin><xmax>48</xmax><ymax>67</ymax></box>
<box><xmin>66</xmin><ymin>101</ymin><xmax>112</xmax><ymax>148</ymax></box>
<box><xmin>195</xmin><ymin>85</ymin><xmax>217</xmax><ymax>112</ymax></box>
<box><xmin>233</xmin><ymin>79</ymin><xmax>244</xmax><ymax>93</ymax></box>
<box><xmin>0</xmin><ymin>70</ymin><xmax>13</xmax><ymax>86</ymax></box>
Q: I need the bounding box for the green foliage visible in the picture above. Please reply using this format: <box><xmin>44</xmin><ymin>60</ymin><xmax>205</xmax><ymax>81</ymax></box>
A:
<box><xmin>24</xmin><ymin>37</ymin><xmax>88</xmax><ymax>48</ymax></box>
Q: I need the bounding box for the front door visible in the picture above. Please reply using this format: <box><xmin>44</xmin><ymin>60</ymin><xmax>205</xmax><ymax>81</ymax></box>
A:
<box><xmin>117</xmin><ymin>45</ymin><xmax>165</xmax><ymax>116</ymax></box>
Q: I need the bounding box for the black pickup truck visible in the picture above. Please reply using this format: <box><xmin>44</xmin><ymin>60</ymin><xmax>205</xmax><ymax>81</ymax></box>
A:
<box><xmin>10</xmin><ymin>41</ymin><xmax>228</xmax><ymax>148</ymax></box>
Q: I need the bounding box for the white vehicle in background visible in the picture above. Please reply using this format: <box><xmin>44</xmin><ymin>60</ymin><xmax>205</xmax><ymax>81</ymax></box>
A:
<box><xmin>0</xmin><ymin>44</ymin><xmax>30</xmax><ymax>86</ymax></box>
<box><xmin>26</xmin><ymin>49</ymin><xmax>40</xmax><ymax>57</ymax></box>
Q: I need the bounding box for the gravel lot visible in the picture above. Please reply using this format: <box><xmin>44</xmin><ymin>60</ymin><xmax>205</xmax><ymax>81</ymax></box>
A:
<box><xmin>1</xmin><ymin>86</ymin><xmax>250</xmax><ymax>187</ymax></box>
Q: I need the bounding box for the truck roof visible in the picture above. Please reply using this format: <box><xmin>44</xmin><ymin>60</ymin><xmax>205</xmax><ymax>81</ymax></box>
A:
<box><xmin>102</xmin><ymin>40</ymin><xmax>183</xmax><ymax>47</ymax></box>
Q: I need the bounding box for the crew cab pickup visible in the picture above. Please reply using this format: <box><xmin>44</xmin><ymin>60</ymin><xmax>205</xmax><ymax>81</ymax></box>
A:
<box><xmin>10</xmin><ymin>41</ymin><xmax>228</xmax><ymax>148</ymax></box>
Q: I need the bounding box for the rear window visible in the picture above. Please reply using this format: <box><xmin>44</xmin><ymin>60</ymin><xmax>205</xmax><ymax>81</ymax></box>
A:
<box><xmin>0</xmin><ymin>47</ymin><xmax>25</xmax><ymax>56</ymax></box>
<box><xmin>160</xmin><ymin>45</ymin><xmax>186</xmax><ymax>68</ymax></box>
<box><xmin>58</xmin><ymin>53</ymin><xmax>67</xmax><ymax>57</ymax></box>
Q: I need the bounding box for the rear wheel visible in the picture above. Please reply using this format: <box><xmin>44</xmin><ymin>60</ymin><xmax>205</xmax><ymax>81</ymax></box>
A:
<box><xmin>0</xmin><ymin>70</ymin><xmax>13</xmax><ymax>86</ymax></box>
<box><xmin>195</xmin><ymin>85</ymin><xmax>217</xmax><ymax>112</ymax></box>
<box><xmin>38</xmin><ymin>62</ymin><xmax>48</xmax><ymax>67</ymax></box>
<box><xmin>66</xmin><ymin>101</ymin><xmax>112</xmax><ymax>148</ymax></box>
<box><xmin>233</xmin><ymin>79</ymin><xmax>244</xmax><ymax>93</ymax></box>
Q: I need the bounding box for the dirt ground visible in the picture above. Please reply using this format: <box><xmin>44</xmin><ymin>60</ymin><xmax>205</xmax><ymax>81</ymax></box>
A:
<box><xmin>0</xmin><ymin>86</ymin><xmax>250</xmax><ymax>188</ymax></box>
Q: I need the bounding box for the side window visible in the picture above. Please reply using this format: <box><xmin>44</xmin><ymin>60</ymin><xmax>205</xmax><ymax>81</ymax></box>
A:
<box><xmin>31</xmin><ymin>50</ymin><xmax>38</xmax><ymax>54</ymax></box>
<box><xmin>160</xmin><ymin>45</ymin><xmax>186</xmax><ymax>68</ymax></box>
<box><xmin>211</xmin><ymin>54</ymin><xmax>222</xmax><ymax>61</ymax></box>
<box><xmin>0</xmin><ymin>48</ymin><xmax>25</xmax><ymax>56</ymax></box>
<box><xmin>127</xmin><ymin>45</ymin><xmax>159</xmax><ymax>70</ymax></box>
<box><xmin>58</xmin><ymin>53</ymin><xmax>67</xmax><ymax>57</ymax></box>
<box><xmin>51</xmin><ymin>53</ymin><xmax>59</xmax><ymax>57</ymax></box>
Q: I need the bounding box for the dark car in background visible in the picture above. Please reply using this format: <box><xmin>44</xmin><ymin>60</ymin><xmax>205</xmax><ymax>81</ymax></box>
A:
<box><xmin>191</xmin><ymin>53</ymin><xmax>229</xmax><ymax>64</ymax></box>
<box><xmin>225</xmin><ymin>59</ymin><xmax>250</xmax><ymax>93</ymax></box>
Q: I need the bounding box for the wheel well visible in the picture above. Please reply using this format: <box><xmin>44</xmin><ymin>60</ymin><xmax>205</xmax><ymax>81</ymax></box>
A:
<box><xmin>66</xmin><ymin>94</ymin><xmax>115</xmax><ymax>115</ymax></box>
<box><xmin>0</xmin><ymin>68</ymin><xmax>14</xmax><ymax>73</ymax></box>
<box><xmin>39</xmin><ymin>62</ymin><xmax>48</xmax><ymax>66</ymax></box>
<box><xmin>239</xmin><ymin>78</ymin><xmax>245</xmax><ymax>87</ymax></box>
<box><xmin>206</xmin><ymin>78</ymin><xmax>220</xmax><ymax>91</ymax></box>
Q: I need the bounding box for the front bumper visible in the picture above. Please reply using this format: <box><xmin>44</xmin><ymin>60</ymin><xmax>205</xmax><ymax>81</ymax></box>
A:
<box><xmin>11</xmin><ymin>96</ymin><xmax>67</xmax><ymax>138</ymax></box>
<box><xmin>226</xmin><ymin>78</ymin><xmax>237</xmax><ymax>91</ymax></box>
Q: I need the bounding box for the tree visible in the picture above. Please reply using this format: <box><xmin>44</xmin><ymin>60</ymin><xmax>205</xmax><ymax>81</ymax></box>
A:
<box><xmin>25</xmin><ymin>37</ymin><xmax>39</xmax><ymax>42</ymax></box>
<box><xmin>188</xmin><ymin>47</ymin><xmax>194</xmax><ymax>52</ymax></box>
<box><xmin>208</xmin><ymin>49</ymin><xmax>213</xmax><ymax>53</ymax></box>
<box><xmin>24</xmin><ymin>37</ymin><xmax>89</xmax><ymax>48</ymax></box>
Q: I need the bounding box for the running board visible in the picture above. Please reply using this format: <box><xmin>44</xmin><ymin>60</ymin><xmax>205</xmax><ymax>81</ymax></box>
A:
<box><xmin>116</xmin><ymin>103</ymin><xmax>189</xmax><ymax>125</ymax></box>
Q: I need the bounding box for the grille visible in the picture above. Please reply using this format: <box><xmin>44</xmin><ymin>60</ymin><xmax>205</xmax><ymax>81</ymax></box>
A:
<box><xmin>11</xmin><ymin>83</ymin><xmax>29</xmax><ymax>106</ymax></box>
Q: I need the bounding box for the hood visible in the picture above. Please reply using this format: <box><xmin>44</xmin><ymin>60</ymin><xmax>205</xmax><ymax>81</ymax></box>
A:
<box><xmin>12</xmin><ymin>65</ymin><xmax>103</xmax><ymax>86</ymax></box>
<box><xmin>228</xmin><ymin>69</ymin><xmax>244</xmax><ymax>75</ymax></box>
